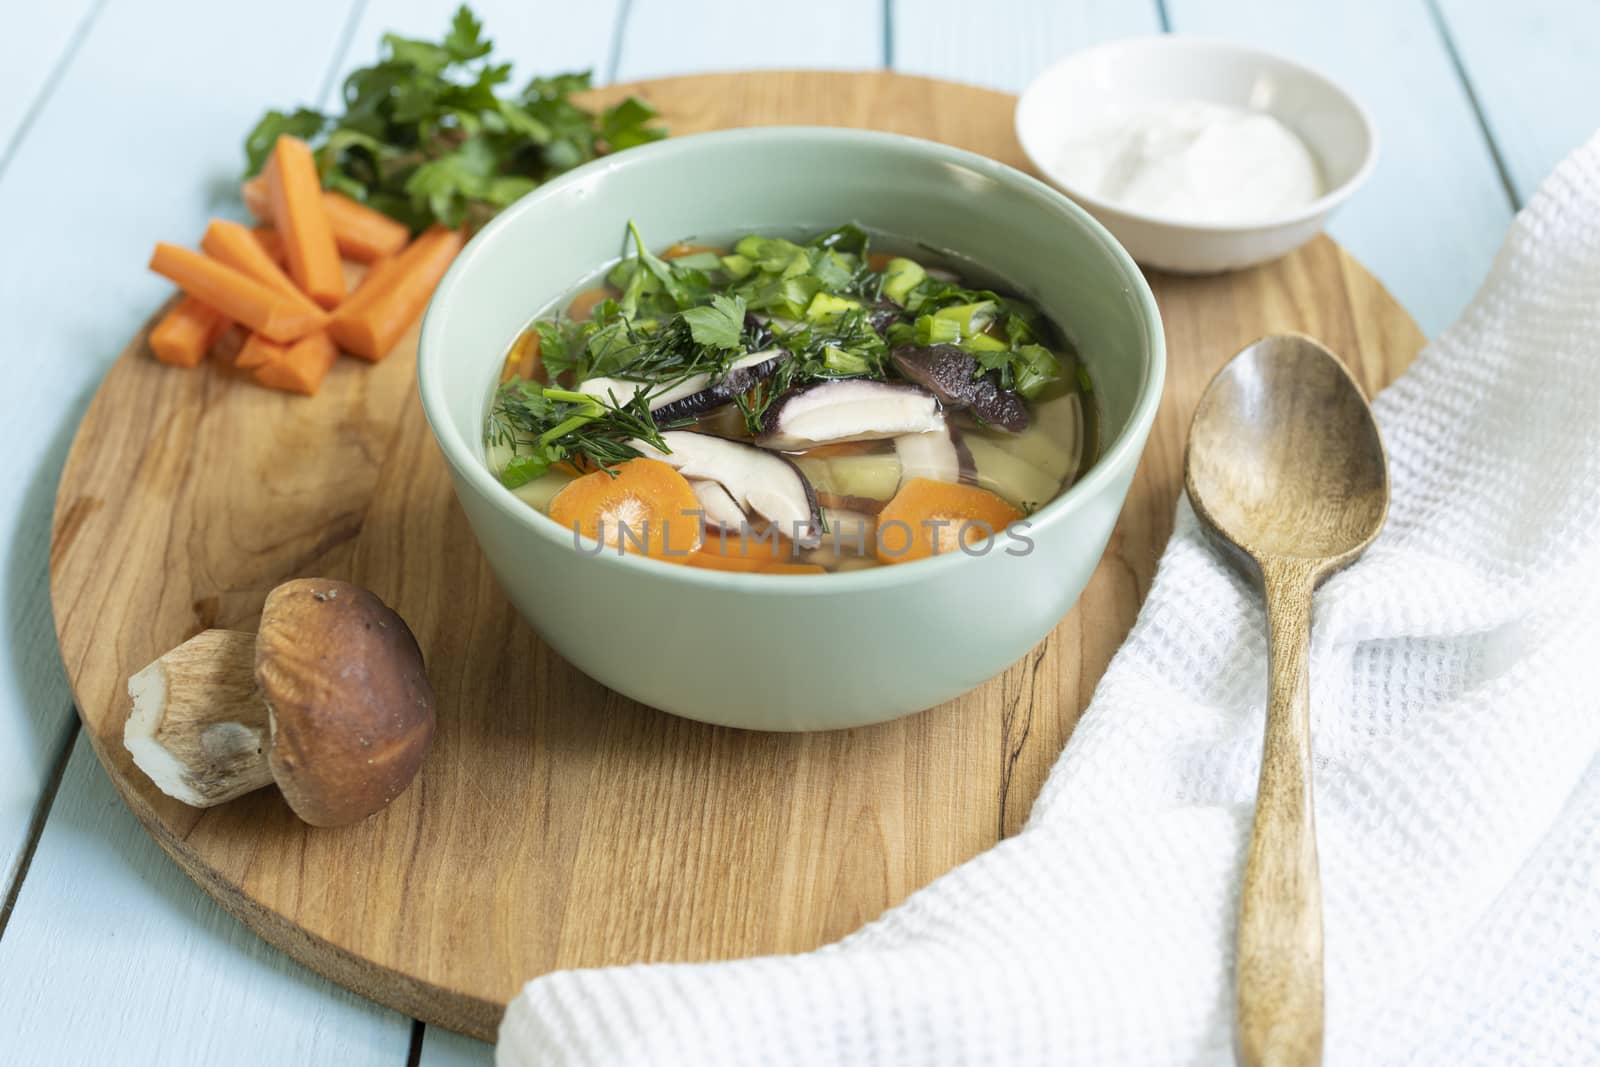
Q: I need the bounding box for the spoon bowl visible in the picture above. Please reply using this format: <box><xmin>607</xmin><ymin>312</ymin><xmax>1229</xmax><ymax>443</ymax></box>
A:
<box><xmin>1186</xmin><ymin>333</ymin><xmax>1388</xmax><ymax>566</ymax></box>
<box><xmin>1184</xmin><ymin>332</ymin><xmax>1388</xmax><ymax>1067</ymax></box>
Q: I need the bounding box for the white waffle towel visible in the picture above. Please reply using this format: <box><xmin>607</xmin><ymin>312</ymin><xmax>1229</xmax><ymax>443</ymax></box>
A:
<box><xmin>498</xmin><ymin>135</ymin><xmax>1600</xmax><ymax>1067</ymax></box>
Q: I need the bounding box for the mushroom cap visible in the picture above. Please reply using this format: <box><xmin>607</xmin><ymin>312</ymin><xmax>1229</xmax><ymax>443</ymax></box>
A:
<box><xmin>255</xmin><ymin>579</ymin><xmax>435</xmax><ymax>827</ymax></box>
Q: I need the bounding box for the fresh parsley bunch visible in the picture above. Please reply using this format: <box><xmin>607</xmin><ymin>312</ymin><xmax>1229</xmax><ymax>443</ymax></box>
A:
<box><xmin>243</xmin><ymin>5</ymin><xmax>665</xmax><ymax>231</ymax></box>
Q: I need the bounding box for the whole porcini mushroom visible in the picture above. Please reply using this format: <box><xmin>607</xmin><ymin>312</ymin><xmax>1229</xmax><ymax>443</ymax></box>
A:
<box><xmin>124</xmin><ymin>578</ymin><xmax>435</xmax><ymax>827</ymax></box>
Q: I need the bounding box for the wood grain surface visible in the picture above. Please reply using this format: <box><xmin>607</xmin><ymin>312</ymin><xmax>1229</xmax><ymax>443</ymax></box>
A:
<box><xmin>47</xmin><ymin>71</ymin><xmax>1425</xmax><ymax>1041</ymax></box>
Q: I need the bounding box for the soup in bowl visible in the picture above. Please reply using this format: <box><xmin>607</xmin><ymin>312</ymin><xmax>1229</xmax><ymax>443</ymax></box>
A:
<box><xmin>419</xmin><ymin>127</ymin><xmax>1163</xmax><ymax>730</ymax></box>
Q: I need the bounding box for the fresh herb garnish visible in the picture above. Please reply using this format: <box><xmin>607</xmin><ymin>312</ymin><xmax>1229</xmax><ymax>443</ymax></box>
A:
<box><xmin>244</xmin><ymin>5</ymin><xmax>666</xmax><ymax>231</ymax></box>
<box><xmin>487</xmin><ymin>221</ymin><xmax>1080</xmax><ymax>474</ymax></box>
<box><xmin>487</xmin><ymin>380</ymin><xmax>680</xmax><ymax>487</ymax></box>
<box><xmin>680</xmin><ymin>294</ymin><xmax>749</xmax><ymax>351</ymax></box>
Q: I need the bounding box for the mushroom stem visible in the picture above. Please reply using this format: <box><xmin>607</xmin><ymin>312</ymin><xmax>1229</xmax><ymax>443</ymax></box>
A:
<box><xmin>124</xmin><ymin>629</ymin><xmax>274</xmax><ymax>807</ymax></box>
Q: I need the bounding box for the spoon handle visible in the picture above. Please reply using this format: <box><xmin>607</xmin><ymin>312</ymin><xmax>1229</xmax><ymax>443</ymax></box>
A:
<box><xmin>1236</xmin><ymin>558</ymin><xmax>1324</xmax><ymax>1067</ymax></box>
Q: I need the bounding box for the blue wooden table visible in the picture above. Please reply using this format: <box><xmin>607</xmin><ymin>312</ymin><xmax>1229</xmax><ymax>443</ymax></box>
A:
<box><xmin>0</xmin><ymin>1</ymin><xmax>1593</xmax><ymax>1062</ymax></box>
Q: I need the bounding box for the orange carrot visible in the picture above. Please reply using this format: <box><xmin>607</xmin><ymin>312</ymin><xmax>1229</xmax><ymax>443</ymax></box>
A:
<box><xmin>757</xmin><ymin>561</ymin><xmax>826</xmax><ymax>575</ymax></box>
<box><xmin>201</xmin><ymin>218</ymin><xmax>321</xmax><ymax>314</ymax></box>
<box><xmin>320</xmin><ymin>192</ymin><xmax>409</xmax><ymax>262</ymax></box>
<box><xmin>499</xmin><ymin>329</ymin><xmax>543</xmax><ymax>384</ymax></box>
<box><xmin>328</xmin><ymin>225</ymin><xmax>464</xmax><ymax>361</ymax></box>
<box><xmin>148</xmin><ymin>243</ymin><xmax>325</xmax><ymax>343</ymax></box>
<box><xmin>253</xmin><ymin>226</ymin><xmax>286</xmax><ymax>266</ymax></box>
<box><xmin>566</xmin><ymin>286</ymin><xmax>614</xmax><ymax>322</ymax></box>
<box><xmin>265</xmin><ymin>137</ymin><xmax>345</xmax><ymax>308</ymax></box>
<box><xmin>685</xmin><ymin>531</ymin><xmax>819</xmax><ymax>574</ymax></box>
<box><xmin>234</xmin><ymin>332</ymin><xmax>287</xmax><ymax>370</ymax></box>
<box><xmin>546</xmin><ymin>458</ymin><xmax>702</xmax><ymax>560</ymax></box>
<box><xmin>244</xmin><ymin>177</ymin><xmax>407</xmax><ymax>264</ymax></box>
<box><xmin>661</xmin><ymin>242</ymin><xmax>724</xmax><ymax>260</ymax></box>
<box><xmin>683</xmin><ymin>549</ymin><xmax>768</xmax><ymax>573</ymax></box>
<box><xmin>241</xmin><ymin>176</ymin><xmax>270</xmax><ymax>219</ymax></box>
<box><xmin>149</xmin><ymin>296</ymin><xmax>230</xmax><ymax>367</ymax></box>
<box><xmin>253</xmin><ymin>332</ymin><xmax>338</xmax><ymax>395</ymax></box>
<box><xmin>867</xmin><ymin>252</ymin><xmax>895</xmax><ymax>272</ymax></box>
<box><xmin>875</xmin><ymin>478</ymin><xmax>1023</xmax><ymax>564</ymax></box>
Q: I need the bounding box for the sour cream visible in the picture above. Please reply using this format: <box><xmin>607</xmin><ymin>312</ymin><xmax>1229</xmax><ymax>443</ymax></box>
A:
<box><xmin>1054</xmin><ymin>100</ymin><xmax>1322</xmax><ymax>224</ymax></box>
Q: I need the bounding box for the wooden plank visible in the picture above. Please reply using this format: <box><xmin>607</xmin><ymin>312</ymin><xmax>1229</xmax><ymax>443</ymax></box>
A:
<box><xmin>891</xmin><ymin>0</ymin><xmax>1163</xmax><ymax>93</ymax></box>
<box><xmin>1435</xmin><ymin>0</ymin><xmax>1600</xmax><ymax>203</ymax></box>
<box><xmin>0</xmin><ymin>737</ymin><xmax>411</xmax><ymax>1066</ymax></box>
<box><xmin>614</xmin><ymin>0</ymin><xmax>882</xmax><ymax>82</ymax></box>
<box><xmin>0</xmin><ymin>0</ymin><xmax>102</xmax><ymax>907</ymax></box>
<box><xmin>47</xmin><ymin>71</ymin><xmax>1421</xmax><ymax>1044</ymax></box>
<box><xmin>1164</xmin><ymin>0</ymin><xmax>1514</xmax><ymax>336</ymax></box>
<box><xmin>419</xmin><ymin>1028</ymin><xmax>494</xmax><ymax>1065</ymax></box>
<box><xmin>331</xmin><ymin>0</ymin><xmax>621</xmax><ymax>90</ymax></box>
<box><xmin>0</xmin><ymin>0</ymin><xmax>416</xmax><ymax>1061</ymax></box>
<box><xmin>0</xmin><ymin>0</ymin><xmax>98</xmax><ymax>161</ymax></box>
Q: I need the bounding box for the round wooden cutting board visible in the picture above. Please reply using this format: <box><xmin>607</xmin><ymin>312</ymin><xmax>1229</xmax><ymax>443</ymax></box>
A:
<box><xmin>49</xmin><ymin>72</ymin><xmax>1424</xmax><ymax>1040</ymax></box>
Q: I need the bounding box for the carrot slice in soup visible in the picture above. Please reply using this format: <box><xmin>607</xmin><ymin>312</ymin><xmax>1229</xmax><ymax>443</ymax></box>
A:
<box><xmin>546</xmin><ymin>458</ymin><xmax>702</xmax><ymax>560</ymax></box>
<box><xmin>758</xmin><ymin>561</ymin><xmax>826</xmax><ymax>575</ymax></box>
<box><xmin>875</xmin><ymin>478</ymin><xmax>1023</xmax><ymax>564</ymax></box>
<box><xmin>499</xmin><ymin>329</ymin><xmax>544</xmax><ymax>384</ymax></box>
<box><xmin>253</xmin><ymin>332</ymin><xmax>338</xmax><ymax>396</ymax></box>
<box><xmin>566</xmin><ymin>287</ymin><xmax>614</xmax><ymax>322</ymax></box>
<box><xmin>686</xmin><ymin>529</ymin><xmax>802</xmax><ymax>570</ymax></box>
<box><xmin>264</xmin><ymin>137</ymin><xmax>346</xmax><ymax>308</ymax></box>
<box><xmin>661</xmin><ymin>242</ymin><xmax>723</xmax><ymax>260</ymax></box>
<box><xmin>148</xmin><ymin>243</ymin><xmax>325</xmax><ymax>343</ymax></box>
<box><xmin>149</xmin><ymin>296</ymin><xmax>230</xmax><ymax>367</ymax></box>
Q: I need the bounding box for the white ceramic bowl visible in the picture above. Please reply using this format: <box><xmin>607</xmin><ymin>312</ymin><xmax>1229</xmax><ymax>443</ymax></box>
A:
<box><xmin>1015</xmin><ymin>36</ymin><xmax>1377</xmax><ymax>273</ymax></box>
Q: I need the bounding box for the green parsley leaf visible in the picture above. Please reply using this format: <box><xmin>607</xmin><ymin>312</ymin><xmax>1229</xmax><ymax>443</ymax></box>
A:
<box><xmin>244</xmin><ymin>5</ymin><xmax>664</xmax><ymax>232</ymax></box>
<box><xmin>681</xmin><ymin>295</ymin><xmax>748</xmax><ymax>351</ymax></box>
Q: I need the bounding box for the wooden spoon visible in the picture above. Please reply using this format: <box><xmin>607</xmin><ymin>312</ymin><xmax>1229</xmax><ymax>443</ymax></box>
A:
<box><xmin>1184</xmin><ymin>333</ymin><xmax>1389</xmax><ymax>1067</ymax></box>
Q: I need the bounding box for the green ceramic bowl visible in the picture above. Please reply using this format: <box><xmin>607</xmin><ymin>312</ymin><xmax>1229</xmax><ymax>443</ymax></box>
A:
<box><xmin>418</xmin><ymin>127</ymin><xmax>1164</xmax><ymax>731</ymax></box>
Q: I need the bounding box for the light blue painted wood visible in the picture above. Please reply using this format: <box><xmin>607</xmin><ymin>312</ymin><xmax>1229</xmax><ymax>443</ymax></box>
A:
<box><xmin>0</xmin><ymin>2</ymin><xmax>1567</xmax><ymax>1064</ymax></box>
<box><xmin>891</xmin><ymin>0</ymin><xmax>1162</xmax><ymax>94</ymax></box>
<box><xmin>0</xmin><ymin>0</ymin><xmax>98</xmax><ymax>161</ymax></box>
<box><xmin>614</xmin><ymin>0</ymin><xmax>883</xmax><ymax>83</ymax></box>
<box><xmin>0</xmin><ymin>0</ymin><xmax>416</xmax><ymax>1062</ymax></box>
<box><xmin>0</xmin><ymin>0</ymin><xmax>103</xmax><ymax>908</ymax></box>
<box><xmin>1164</xmin><ymin>0</ymin><xmax>1514</xmax><ymax>336</ymax></box>
<box><xmin>419</xmin><ymin>1026</ymin><xmax>494</xmax><ymax>1065</ymax></box>
<box><xmin>331</xmin><ymin>0</ymin><xmax>622</xmax><ymax>93</ymax></box>
<box><xmin>1436</xmin><ymin>0</ymin><xmax>1600</xmax><ymax>203</ymax></box>
<box><xmin>0</xmin><ymin>737</ymin><xmax>412</xmax><ymax>1066</ymax></box>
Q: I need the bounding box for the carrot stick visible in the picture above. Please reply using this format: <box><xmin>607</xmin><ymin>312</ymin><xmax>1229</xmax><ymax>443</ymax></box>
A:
<box><xmin>243</xmin><ymin>177</ymin><xmax>406</xmax><ymax>264</ymax></box>
<box><xmin>148</xmin><ymin>243</ymin><xmax>325</xmax><ymax>343</ymax></box>
<box><xmin>253</xmin><ymin>226</ymin><xmax>286</xmax><ymax>266</ymax></box>
<box><xmin>328</xmin><ymin>225</ymin><xmax>464</xmax><ymax>361</ymax></box>
<box><xmin>253</xmin><ymin>332</ymin><xmax>338</xmax><ymax>395</ymax></box>
<box><xmin>201</xmin><ymin>219</ymin><xmax>322</xmax><ymax>314</ymax></box>
<box><xmin>235</xmin><ymin>332</ymin><xmax>287</xmax><ymax>370</ymax></box>
<box><xmin>321</xmin><ymin>192</ymin><xmax>409</xmax><ymax>262</ymax></box>
<box><xmin>149</xmin><ymin>296</ymin><xmax>230</xmax><ymax>368</ymax></box>
<box><xmin>265</xmin><ymin>137</ymin><xmax>345</xmax><ymax>308</ymax></box>
<box><xmin>242</xmin><ymin>176</ymin><xmax>270</xmax><ymax>219</ymax></box>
